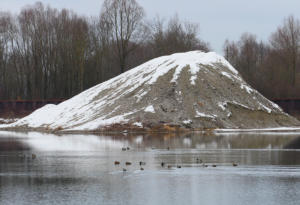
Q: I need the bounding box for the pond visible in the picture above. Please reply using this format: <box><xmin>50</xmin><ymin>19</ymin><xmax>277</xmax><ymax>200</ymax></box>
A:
<box><xmin>0</xmin><ymin>131</ymin><xmax>300</xmax><ymax>205</ymax></box>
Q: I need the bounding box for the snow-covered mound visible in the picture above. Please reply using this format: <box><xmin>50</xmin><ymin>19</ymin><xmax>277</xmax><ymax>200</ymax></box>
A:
<box><xmin>1</xmin><ymin>51</ymin><xmax>299</xmax><ymax>132</ymax></box>
<box><xmin>0</xmin><ymin>118</ymin><xmax>18</xmax><ymax>124</ymax></box>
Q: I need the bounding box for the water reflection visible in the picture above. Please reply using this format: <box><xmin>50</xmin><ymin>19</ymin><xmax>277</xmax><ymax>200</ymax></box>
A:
<box><xmin>0</xmin><ymin>131</ymin><xmax>300</xmax><ymax>205</ymax></box>
<box><xmin>284</xmin><ymin>136</ymin><xmax>300</xmax><ymax>149</ymax></box>
<box><xmin>0</xmin><ymin>131</ymin><xmax>129</xmax><ymax>151</ymax></box>
<box><xmin>0</xmin><ymin>131</ymin><xmax>300</xmax><ymax>151</ymax></box>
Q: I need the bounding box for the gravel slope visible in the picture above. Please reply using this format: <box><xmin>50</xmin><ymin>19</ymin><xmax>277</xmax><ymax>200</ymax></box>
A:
<box><xmin>1</xmin><ymin>51</ymin><xmax>299</xmax><ymax>132</ymax></box>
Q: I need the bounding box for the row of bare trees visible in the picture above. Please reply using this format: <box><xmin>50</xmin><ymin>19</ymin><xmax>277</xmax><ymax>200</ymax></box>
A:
<box><xmin>3</xmin><ymin>1</ymin><xmax>299</xmax><ymax>101</ymax></box>
<box><xmin>223</xmin><ymin>16</ymin><xmax>300</xmax><ymax>99</ymax></box>
<box><xmin>0</xmin><ymin>0</ymin><xmax>209</xmax><ymax>100</ymax></box>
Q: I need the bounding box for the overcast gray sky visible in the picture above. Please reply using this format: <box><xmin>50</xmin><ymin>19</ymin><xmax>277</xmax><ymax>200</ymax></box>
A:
<box><xmin>1</xmin><ymin>0</ymin><xmax>300</xmax><ymax>53</ymax></box>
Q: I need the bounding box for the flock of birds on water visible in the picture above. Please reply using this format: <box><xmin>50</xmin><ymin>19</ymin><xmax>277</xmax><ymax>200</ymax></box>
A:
<box><xmin>114</xmin><ymin>146</ymin><xmax>238</xmax><ymax>172</ymax></box>
<box><xmin>24</xmin><ymin>147</ymin><xmax>239</xmax><ymax>172</ymax></box>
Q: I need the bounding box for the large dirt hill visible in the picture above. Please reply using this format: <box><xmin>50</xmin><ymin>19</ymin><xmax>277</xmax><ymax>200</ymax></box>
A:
<box><xmin>2</xmin><ymin>51</ymin><xmax>299</xmax><ymax>132</ymax></box>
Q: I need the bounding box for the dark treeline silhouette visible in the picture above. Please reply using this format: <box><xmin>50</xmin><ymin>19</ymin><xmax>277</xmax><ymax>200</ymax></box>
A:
<box><xmin>0</xmin><ymin>0</ymin><xmax>209</xmax><ymax>100</ymax></box>
<box><xmin>223</xmin><ymin>16</ymin><xmax>300</xmax><ymax>99</ymax></box>
<box><xmin>1</xmin><ymin>0</ymin><xmax>299</xmax><ymax>101</ymax></box>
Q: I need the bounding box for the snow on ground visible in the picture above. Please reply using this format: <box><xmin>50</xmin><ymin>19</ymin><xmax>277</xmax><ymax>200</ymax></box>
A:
<box><xmin>231</xmin><ymin>101</ymin><xmax>252</xmax><ymax>110</ymax></box>
<box><xmin>195</xmin><ymin>111</ymin><xmax>216</xmax><ymax>119</ymax></box>
<box><xmin>258</xmin><ymin>102</ymin><xmax>272</xmax><ymax>113</ymax></box>
<box><xmin>183</xmin><ymin>120</ymin><xmax>192</xmax><ymax>124</ymax></box>
<box><xmin>0</xmin><ymin>118</ymin><xmax>19</xmax><ymax>124</ymax></box>
<box><xmin>133</xmin><ymin>122</ymin><xmax>143</xmax><ymax>127</ymax></box>
<box><xmin>0</xmin><ymin>50</ymin><xmax>296</xmax><ymax>131</ymax></box>
<box><xmin>221</xmin><ymin>71</ymin><xmax>234</xmax><ymax>80</ymax></box>
<box><xmin>144</xmin><ymin>105</ymin><xmax>155</xmax><ymax>113</ymax></box>
<box><xmin>70</xmin><ymin>111</ymin><xmax>137</xmax><ymax>131</ymax></box>
<box><xmin>241</xmin><ymin>84</ymin><xmax>254</xmax><ymax>94</ymax></box>
<box><xmin>215</xmin><ymin>127</ymin><xmax>300</xmax><ymax>133</ymax></box>
<box><xmin>218</xmin><ymin>102</ymin><xmax>227</xmax><ymax>111</ymax></box>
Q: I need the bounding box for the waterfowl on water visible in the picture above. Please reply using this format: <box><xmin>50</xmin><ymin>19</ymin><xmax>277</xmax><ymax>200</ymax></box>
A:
<box><xmin>177</xmin><ymin>165</ymin><xmax>182</xmax><ymax>168</ymax></box>
<box><xmin>139</xmin><ymin>161</ymin><xmax>146</xmax><ymax>166</ymax></box>
<box><xmin>114</xmin><ymin>161</ymin><xmax>120</xmax><ymax>165</ymax></box>
<box><xmin>125</xmin><ymin>162</ymin><xmax>132</xmax><ymax>166</ymax></box>
<box><xmin>212</xmin><ymin>164</ymin><xmax>217</xmax><ymax>167</ymax></box>
<box><xmin>140</xmin><ymin>167</ymin><xmax>144</xmax><ymax>171</ymax></box>
<box><xmin>123</xmin><ymin>168</ymin><xmax>127</xmax><ymax>172</ymax></box>
<box><xmin>232</xmin><ymin>163</ymin><xmax>238</xmax><ymax>167</ymax></box>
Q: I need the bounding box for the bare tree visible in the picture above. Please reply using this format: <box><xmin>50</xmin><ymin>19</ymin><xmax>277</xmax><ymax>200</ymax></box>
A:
<box><xmin>0</xmin><ymin>12</ymin><xmax>14</xmax><ymax>98</ymax></box>
<box><xmin>237</xmin><ymin>33</ymin><xmax>259</xmax><ymax>81</ymax></box>
<box><xmin>223</xmin><ymin>39</ymin><xmax>239</xmax><ymax>67</ymax></box>
<box><xmin>150</xmin><ymin>15</ymin><xmax>209</xmax><ymax>57</ymax></box>
<box><xmin>270</xmin><ymin>15</ymin><xmax>300</xmax><ymax>85</ymax></box>
<box><xmin>100</xmin><ymin>0</ymin><xmax>145</xmax><ymax>73</ymax></box>
<box><xmin>223</xmin><ymin>34</ymin><xmax>273</xmax><ymax>97</ymax></box>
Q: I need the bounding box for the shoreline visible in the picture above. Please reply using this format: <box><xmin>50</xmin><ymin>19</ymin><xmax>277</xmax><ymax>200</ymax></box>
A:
<box><xmin>1</xmin><ymin>126</ymin><xmax>300</xmax><ymax>135</ymax></box>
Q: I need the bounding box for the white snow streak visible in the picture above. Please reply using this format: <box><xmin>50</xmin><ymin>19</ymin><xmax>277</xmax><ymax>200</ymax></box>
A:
<box><xmin>195</xmin><ymin>111</ymin><xmax>216</xmax><ymax>118</ymax></box>
<box><xmin>259</xmin><ymin>102</ymin><xmax>272</xmax><ymax>113</ymax></box>
<box><xmin>0</xmin><ymin>51</ymin><xmax>284</xmax><ymax>131</ymax></box>
<box><xmin>218</xmin><ymin>102</ymin><xmax>227</xmax><ymax>111</ymax></box>
<box><xmin>133</xmin><ymin>122</ymin><xmax>143</xmax><ymax>127</ymax></box>
<box><xmin>144</xmin><ymin>105</ymin><xmax>155</xmax><ymax>113</ymax></box>
<box><xmin>241</xmin><ymin>84</ymin><xmax>253</xmax><ymax>94</ymax></box>
<box><xmin>221</xmin><ymin>71</ymin><xmax>233</xmax><ymax>80</ymax></box>
<box><xmin>183</xmin><ymin>120</ymin><xmax>192</xmax><ymax>124</ymax></box>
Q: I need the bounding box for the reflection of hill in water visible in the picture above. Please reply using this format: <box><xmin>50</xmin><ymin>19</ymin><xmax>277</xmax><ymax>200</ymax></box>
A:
<box><xmin>116</xmin><ymin>133</ymin><xmax>300</xmax><ymax>149</ymax></box>
<box><xmin>1</xmin><ymin>131</ymin><xmax>300</xmax><ymax>151</ymax></box>
<box><xmin>0</xmin><ymin>138</ymin><xmax>30</xmax><ymax>151</ymax></box>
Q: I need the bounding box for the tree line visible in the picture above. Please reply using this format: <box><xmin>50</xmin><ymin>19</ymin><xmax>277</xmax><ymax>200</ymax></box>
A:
<box><xmin>0</xmin><ymin>0</ymin><xmax>299</xmax><ymax>101</ymax></box>
<box><xmin>223</xmin><ymin>16</ymin><xmax>300</xmax><ymax>99</ymax></box>
<box><xmin>0</xmin><ymin>0</ymin><xmax>208</xmax><ymax>100</ymax></box>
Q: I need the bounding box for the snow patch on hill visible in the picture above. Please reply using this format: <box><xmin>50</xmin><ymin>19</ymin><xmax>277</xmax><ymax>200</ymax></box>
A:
<box><xmin>1</xmin><ymin>51</ymin><xmax>299</xmax><ymax>132</ymax></box>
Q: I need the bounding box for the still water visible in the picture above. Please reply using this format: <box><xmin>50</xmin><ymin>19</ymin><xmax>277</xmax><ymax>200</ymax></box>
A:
<box><xmin>0</xmin><ymin>131</ymin><xmax>300</xmax><ymax>205</ymax></box>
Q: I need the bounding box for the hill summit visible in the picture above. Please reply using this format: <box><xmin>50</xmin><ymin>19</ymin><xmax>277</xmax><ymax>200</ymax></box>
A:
<box><xmin>2</xmin><ymin>51</ymin><xmax>299</xmax><ymax>132</ymax></box>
